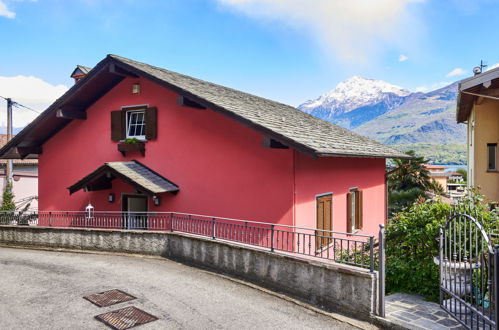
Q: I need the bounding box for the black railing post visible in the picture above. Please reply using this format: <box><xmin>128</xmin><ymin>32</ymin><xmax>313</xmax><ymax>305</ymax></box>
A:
<box><xmin>439</xmin><ymin>225</ymin><xmax>444</xmax><ymax>306</ymax></box>
<box><xmin>270</xmin><ymin>225</ymin><xmax>275</xmax><ymax>252</ymax></box>
<box><xmin>378</xmin><ymin>224</ymin><xmax>385</xmax><ymax>317</ymax></box>
<box><xmin>369</xmin><ymin>236</ymin><xmax>374</xmax><ymax>273</ymax></box>
<box><xmin>212</xmin><ymin>218</ymin><xmax>216</xmax><ymax>240</ymax></box>
<box><xmin>49</xmin><ymin>211</ymin><xmax>52</xmax><ymax>227</ymax></box>
<box><xmin>494</xmin><ymin>245</ymin><xmax>499</xmax><ymax>329</ymax></box>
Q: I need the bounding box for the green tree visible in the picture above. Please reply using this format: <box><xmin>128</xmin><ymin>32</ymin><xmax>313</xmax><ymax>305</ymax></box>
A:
<box><xmin>456</xmin><ymin>168</ymin><xmax>467</xmax><ymax>182</ymax></box>
<box><xmin>387</xmin><ymin>151</ymin><xmax>439</xmax><ymax>215</ymax></box>
<box><xmin>386</xmin><ymin>189</ymin><xmax>498</xmax><ymax>301</ymax></box>
<box><xmin>0</xmin><ymin>182</ymin><xmax>15</xmax><ymax>211</ymax></box>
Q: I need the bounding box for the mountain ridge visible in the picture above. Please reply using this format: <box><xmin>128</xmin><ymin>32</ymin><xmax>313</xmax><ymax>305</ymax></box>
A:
<box><xmin>298</xmin><ymin>78</ymin><xmax>466</xmax><ymax>164</ymax></box>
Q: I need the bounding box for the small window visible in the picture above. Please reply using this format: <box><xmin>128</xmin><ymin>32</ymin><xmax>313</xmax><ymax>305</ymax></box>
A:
<box><xmin>488</xmin><ymin>143</ymin><xmax>497</xmax><ymax>171</ymax></box>
<box><xmin>126</xmin><ymin>110</ymin><xmax>146</xmax><ymax>139</ymax></box>
<box><xmin>347</xmin><ymin>189</ymin><xmax>363</xmax><ymax>233</ymax></box>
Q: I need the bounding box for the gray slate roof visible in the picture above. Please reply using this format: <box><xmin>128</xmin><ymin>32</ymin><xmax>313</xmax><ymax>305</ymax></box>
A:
<box><xmin>68</xmin><ymin>161</ymin><xmax>179</xmax><ymax>195</ymax></box>
<box><xmin>106</xmin><ymin>161</ymin><xmax>178</xmax><ymax>194</ymax></box>
<box><xmin>111</xmin><ymin>54</ymin><xmax>408</xmax><ymax>158</ymax></box>
<box><xmin>77</xmin><ymin>65</ymin><xmax>92</xmax><ymax>74</ymax></box>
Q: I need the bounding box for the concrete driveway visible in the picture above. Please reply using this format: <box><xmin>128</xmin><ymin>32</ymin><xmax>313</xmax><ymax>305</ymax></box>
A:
<box><xmin>0</xmin><ymin>247</ymin><xmax>359</xmax><ymax>330</ymax></box>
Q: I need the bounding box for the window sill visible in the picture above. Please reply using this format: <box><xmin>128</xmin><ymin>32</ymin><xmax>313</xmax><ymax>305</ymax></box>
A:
<box><xmin>487</xmin><ymin>170</ymin><xmax>498</xmax><ymax>173</ymax></box>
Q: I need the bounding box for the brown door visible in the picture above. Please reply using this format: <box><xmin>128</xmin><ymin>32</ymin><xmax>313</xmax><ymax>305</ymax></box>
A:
<box><xmin>316</xmin><ymin>194</ymin><xmax>332</xmax><ymax>251</ymax></box>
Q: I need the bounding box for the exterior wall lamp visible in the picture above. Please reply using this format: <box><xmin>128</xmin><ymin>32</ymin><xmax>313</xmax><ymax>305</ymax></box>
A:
<box><xmin>85</xmin><ymin>203</ymin><xmax>94</xmax><ymax>220</ymax></box>
<box><xmin>152</xmin><ymin>195</ymin><xmax>160</xmax><ymax>206</ymax></box>
<box><xmin>108</xmin><ymin>193</ymin><xmax>115</xmax><ymax>203</ymax></box>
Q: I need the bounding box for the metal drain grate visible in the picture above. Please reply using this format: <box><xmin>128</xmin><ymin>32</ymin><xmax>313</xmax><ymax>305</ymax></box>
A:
<box><xmin>95</xmin><ymin>306</ymin><xmax>158</xmax><ymax>330</ymax></box>
<box><xmin>83</xmin><ymin>289</ymin><xmax>137</xmax><ymax>307</ymax></box>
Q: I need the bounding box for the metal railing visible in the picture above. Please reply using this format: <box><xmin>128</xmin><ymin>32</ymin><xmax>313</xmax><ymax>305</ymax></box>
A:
<box><xmin>0</xmin><ymin>210</ymin><xmax>381</xmax><ymax>271</ymax></box>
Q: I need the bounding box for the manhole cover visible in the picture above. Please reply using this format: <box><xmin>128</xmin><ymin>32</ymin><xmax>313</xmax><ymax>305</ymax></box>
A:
<box><xmin>83</xmin><ymin>289</ymin><xmax>136</xmax><ymax>307</ymax></box>
<box><xmin>95</xmin><ymin>306</ymin><xmax>158</xmax><ymax>330</ymax></box>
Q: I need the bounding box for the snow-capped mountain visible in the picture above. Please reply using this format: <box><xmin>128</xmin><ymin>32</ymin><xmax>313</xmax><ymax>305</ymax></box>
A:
<box><xmin>298</xmin><ymin>76</ymin><xmax>411</xmax><ymax>128</ymax></box>
<box><xmin>298</xmin><ymin>77</ymin><xmax>466</xmax><ymax>164</ymax></box>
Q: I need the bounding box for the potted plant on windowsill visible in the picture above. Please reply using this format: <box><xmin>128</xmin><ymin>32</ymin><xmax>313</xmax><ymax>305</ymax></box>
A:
<box><xmin>118</xmin><ymin>138</ymin><xmax>145</xmax><ymax>156</ymax></box>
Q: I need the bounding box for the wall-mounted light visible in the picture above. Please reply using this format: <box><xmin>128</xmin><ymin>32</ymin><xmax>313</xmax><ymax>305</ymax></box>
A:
<box><xmin>152</xmin><ymin>195</ymin><xmax>160</xmax><ymax>207</ymax></box>
<box><xmin>132</xmin><ymin>83</ymin><xmax>141</xmax><ymax>94</ymax></box>
<box><xmin>85</xmin><ymin>203</ymin><xmax>94</xmax><ymax>219</ymax></box>
<box><xmin>108</xmin><ymin>193</ymin><xmax>115</xmax><ymax>203</ymax></box>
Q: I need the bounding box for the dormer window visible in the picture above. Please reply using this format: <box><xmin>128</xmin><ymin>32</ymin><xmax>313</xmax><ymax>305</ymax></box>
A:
<box><xmin>126</xmin><ymin>110</ymin><xmax>146</xmax><ymax>139</ymax></box>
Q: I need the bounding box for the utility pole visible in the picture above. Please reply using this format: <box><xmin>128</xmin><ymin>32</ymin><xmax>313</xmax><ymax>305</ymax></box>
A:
<box><xmin>6</xmin><ymin>98</ymin><xmax>13</xmax><ymax>185</ymax></box>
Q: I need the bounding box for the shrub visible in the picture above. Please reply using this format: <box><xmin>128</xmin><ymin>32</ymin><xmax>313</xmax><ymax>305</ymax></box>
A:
<box><xmin>386</xmin><ymin>189</ymin><xmax>498</xmax><ymax>301</ymax></box>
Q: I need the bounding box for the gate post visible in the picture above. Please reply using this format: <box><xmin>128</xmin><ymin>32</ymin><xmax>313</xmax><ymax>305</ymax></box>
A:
<box><xmin>378</xmin><ymin>224</ymin><xmax>385</xmax><ymax>317</ymax></box>
<box><xmin>494</xmin><ymin>245</ymin><xmax>499</xmax><ymax>329</ymax></box>
<box><xmin>439</xmin><ymin>225</ymin><xmax>444</xmax><ymax>305</ymax></box>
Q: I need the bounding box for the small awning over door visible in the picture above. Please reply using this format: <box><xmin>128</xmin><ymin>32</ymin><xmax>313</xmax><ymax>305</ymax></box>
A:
<box><xmin>68</xmin><ymin>160</ymin><xmax>179</xmax><ymax>195</ymax></box>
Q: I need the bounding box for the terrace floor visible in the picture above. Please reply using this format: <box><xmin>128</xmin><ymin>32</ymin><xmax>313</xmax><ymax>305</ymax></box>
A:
<box><xmin>386</xmin><ymin>293</ymin><xmax>465</xmax><ymax>329</ymax></box>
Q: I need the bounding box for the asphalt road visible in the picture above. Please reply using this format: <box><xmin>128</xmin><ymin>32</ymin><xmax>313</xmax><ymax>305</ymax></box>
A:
<box><xmin>0</xmin><ymin>247</ymin><xmax>358</xmax><ymax>330</ymax></box>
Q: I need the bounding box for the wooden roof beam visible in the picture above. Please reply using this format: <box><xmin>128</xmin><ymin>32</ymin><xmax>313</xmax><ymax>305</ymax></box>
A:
<box><xmin>17</xmin><ymin>146</ymin><xmax>42</xmax><ymax>159</ymax></box>
<box><xmin>109</xmin><ymin>63</ymin><xmax>138</xmax><ymax>78</ymax></box>
<box><xmin>177</xmin><ymin>95</ymin><xmax>206</xmax><ymax>109</ymax></box>
<box><xmin>56</xmin><ymin>108</ymin><xmax>87</xmax><ymax>120</ymax></box>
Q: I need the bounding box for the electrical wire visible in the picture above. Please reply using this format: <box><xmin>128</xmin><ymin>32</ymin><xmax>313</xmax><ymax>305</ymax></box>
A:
<box><xmin>0</xmin><ymin>95</ymin><xmax>41</xmax><ymax>113</ymax></box>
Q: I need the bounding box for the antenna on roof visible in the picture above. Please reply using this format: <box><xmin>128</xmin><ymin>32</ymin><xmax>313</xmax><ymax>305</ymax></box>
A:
<box><xmin>473</xmin><ymin>60</ymin><xmax>488</xmax><ymax>76</ymax></box>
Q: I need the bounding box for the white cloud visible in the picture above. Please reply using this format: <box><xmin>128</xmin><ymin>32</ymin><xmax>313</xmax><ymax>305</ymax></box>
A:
<box><xmin>0</xmin><ymin>1</ymin><xmax>15</xmax><ymax>18</ymax></box>
<box><xmin>486</xmin><ymin>63</ymin><xmax>499</xmax><ymax>71</ymax></box>
<box><xmin>0</xmin><ymin>0</ymin><xmax>38</xmax><ymax>19</ymax></box>
<box><xmin>217</xmin><ymin>0</ymin><xmax>426</xmax><ymax>64</ymax></box>
<box><xmin>445</xmin><ymin>67</ymin><xmax>466</xmax><ymax>77</ymax></box>
<box><xmin>414</xmin><ymin>81</ymin><xmax>452</xmax><ymax>93</ymax></box>
<box><xmin>0</xmin><ymin>76</ymin><xmax>68</xmax><ymax>127</ymax></box>
<box><xmin>399</xmin><ymin>54</ymin><xmax>409</xmax><ymax>62</ymax></box>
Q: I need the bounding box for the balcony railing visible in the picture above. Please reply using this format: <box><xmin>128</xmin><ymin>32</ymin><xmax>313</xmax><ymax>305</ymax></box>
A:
<box><xmin>0</xmin><ymin>210</ymin><xmax>380</xmax><ymax>271</ymax></box>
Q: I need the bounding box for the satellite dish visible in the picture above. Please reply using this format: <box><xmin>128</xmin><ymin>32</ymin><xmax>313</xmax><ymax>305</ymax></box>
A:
<box><xmin>473</xmin><ymin>66</ymin><xmax>482</xmax><ymax>75</ymax></box>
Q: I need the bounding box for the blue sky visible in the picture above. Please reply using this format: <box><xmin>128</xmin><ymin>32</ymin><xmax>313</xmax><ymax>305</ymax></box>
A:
<box><xmin>1</xmin><ymin>0</ymin><xmax>499</xmax><ymax>126</ymax></box>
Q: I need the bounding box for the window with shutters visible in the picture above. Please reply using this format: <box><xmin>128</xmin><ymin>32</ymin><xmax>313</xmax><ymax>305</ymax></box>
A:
<box><xmin>111</xmin><ymin>106</ymin><xmax>157</xmax><ymax>142</ymax></box>
<box><xmin>126</xmin><ymin>110</ymin><xmax>146</xmax><ymax>139</ymax></box>
<box><xmin>316</xmin><ymin>193</ymin><xmax>333</xmax><ymax>251</ymax></box>
<box><xmin>347</xmin><ymin>188</ymin><xmax>363</xmax><ymax>233</ymax></box>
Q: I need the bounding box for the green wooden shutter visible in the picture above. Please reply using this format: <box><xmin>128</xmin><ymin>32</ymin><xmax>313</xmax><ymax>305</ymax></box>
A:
<box><xmin>111</xmin><ymin>110</ymin><xmax>125</xmax><ymax>141</ymax></box>
<box><xmin>145</xmin><ymin>107</ymin><xmax>157</xmax><ymax>140</ymax></box>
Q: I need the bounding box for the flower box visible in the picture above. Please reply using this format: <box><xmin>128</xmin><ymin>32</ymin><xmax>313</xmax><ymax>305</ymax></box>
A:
<box><xmin>117</xmin><ymin>142</ymin><xmax>145</xmax><ymax>157</ymax></box>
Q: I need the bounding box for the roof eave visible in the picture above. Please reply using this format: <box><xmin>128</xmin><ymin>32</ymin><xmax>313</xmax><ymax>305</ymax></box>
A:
<box><xmin>0</xmin><ymin>56</ymin><xmax>119</xmax><ymax>159</ymax></box>
<box><xmin>317</xmin><ymin>152</ymin><xmax>412</xmax><ymax>159</ymax></box>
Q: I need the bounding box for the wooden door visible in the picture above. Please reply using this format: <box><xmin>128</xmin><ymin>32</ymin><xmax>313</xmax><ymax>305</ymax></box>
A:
<box><xmin>316</xmin><ymin>194</ymin><xmax>332</xmax><ymax>251</ymax></box>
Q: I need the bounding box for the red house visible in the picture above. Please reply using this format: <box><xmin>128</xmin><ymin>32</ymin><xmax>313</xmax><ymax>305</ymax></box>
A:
<box><xmin>0</xmin><ymin>55</ymin><xmax>406</xmax><ymax>238</ymax></box>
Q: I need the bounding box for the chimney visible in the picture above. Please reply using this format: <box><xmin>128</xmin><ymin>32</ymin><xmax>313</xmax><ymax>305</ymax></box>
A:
<box><xmin>70</xmin><ymin>65</ymin><xmax>92</xmax><ymax>84</ymax></box>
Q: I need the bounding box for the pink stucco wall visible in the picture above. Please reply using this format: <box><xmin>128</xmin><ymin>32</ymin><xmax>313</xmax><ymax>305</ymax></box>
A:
<box><xmin>39</xmin><ymin>77</ymin><xmax>294</xmax><ymax>225</ymax></box>
<box><xmin>38</xmin><ymin>76</ymin><xmax>386</xmax><ymax>237</ymax></box>
<box><xmin>294</xmin><ymin>152</ymin><xmax>386</xmax><ymax>237</ymax></box>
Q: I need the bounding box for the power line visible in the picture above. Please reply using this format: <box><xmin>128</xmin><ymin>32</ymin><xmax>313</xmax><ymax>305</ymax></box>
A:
<box><xmin>0</xmin><ymin>95</ymin><xmax>41</xmax><ymax>114</ymax></box>
<box><xmin>12</xmin><ymin>102</ymin><xmax>41</xmax><ymax>114</ymax></box>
